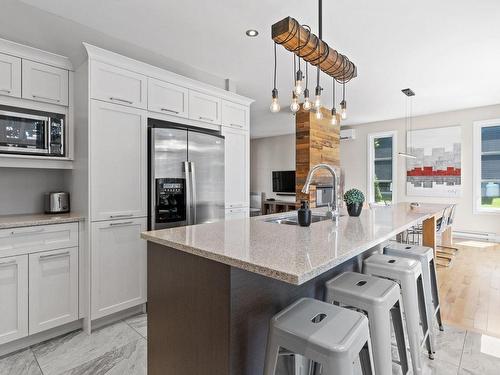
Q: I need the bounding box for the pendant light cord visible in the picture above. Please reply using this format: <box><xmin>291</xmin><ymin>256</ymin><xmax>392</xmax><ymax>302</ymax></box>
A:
<box><xmin>332</xmin><ymin>77</ymin><xmax>335</xmax><ymax>106</ymax></box>
<box><xmin>273</xmin><ymin>42</ymin><xmax>277</xmax><ymax>90</ymax></box>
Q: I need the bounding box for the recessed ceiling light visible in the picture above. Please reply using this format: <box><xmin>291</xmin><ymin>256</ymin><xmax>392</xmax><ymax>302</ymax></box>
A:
<box><xmin>246</xmin><ymin>29</ymin><xmax>259</xmax><ymax>37</ymax></box>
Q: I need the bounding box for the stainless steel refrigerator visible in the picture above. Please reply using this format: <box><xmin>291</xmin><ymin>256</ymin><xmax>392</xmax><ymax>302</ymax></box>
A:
<box><xmin>148</xmin><ymin>120</ymin><xmax>225</xmax><ymax>230</ymax></box>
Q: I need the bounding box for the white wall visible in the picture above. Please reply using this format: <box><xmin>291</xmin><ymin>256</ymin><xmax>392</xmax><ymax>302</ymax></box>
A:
<box><xmin>0</xmin><ymin>168</ymin><xmax>70</xmax><ymax>215</ymax></box>
<box><xmin>250</xmin><ymin>134</ymin><xmax>296</xmax><ymax>203</ymax></box>
<box><xmin>341</xmin><ymin>104</ymin><xmax>500</xmax><ymax>236</ymax></box>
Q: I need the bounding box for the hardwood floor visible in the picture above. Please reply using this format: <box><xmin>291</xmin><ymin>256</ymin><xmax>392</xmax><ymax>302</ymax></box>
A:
<box><xmin>437</xmin><ymin>240</ymin><xmax>500</xmax><ymax>337</ymax></box>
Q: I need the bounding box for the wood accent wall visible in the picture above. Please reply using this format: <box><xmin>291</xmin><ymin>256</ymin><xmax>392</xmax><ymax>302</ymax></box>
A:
<box><xmin>296</xmin><ymin>106</ymin><xmax>341</xmax><ymax>207</ymax></box>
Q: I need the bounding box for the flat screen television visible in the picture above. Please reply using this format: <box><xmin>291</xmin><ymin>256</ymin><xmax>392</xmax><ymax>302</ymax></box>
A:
<box><xmin>272</xmin><ymin>170</ymin><xmax>295</xmax><ymax>194</ymax></box>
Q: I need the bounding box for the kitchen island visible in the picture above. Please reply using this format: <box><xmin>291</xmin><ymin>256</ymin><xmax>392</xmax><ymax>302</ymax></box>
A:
<box><xmin>142</xmin><ymin>203</ymin><xmax>449</xmax><ymax>375</ymax></box>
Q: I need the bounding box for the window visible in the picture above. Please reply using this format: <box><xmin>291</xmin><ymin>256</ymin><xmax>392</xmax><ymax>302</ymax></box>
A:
<box><xmin>368</xmin><ymin>131</ymin><xmax>397</xmax><ymax>204</ymax></box>
<box><xmin>474</xmin><ymin>120</ymin><xmax>500</xmax><ymax>213</ymax></box>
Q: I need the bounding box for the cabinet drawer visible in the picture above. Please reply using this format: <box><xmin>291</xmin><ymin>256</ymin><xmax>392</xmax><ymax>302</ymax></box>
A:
<box><xmin>148</xmin><ymin>78</ymin><xmax>188</xmax><ymax>118</ymax></box>
<box><xmin>0</xmin><ymin>52</ymin><xmax>21</xmax><ymax>98</ymax></box>
<box><xmin>189</xmin><ymin>90</ymin><xmax>221</xmax><ymax>125</ymax></box>
<box><xmin>22</xmin><ymin>60</ymin><xmax>69</xmax><ymax>106</ymax></box>
<box><xmin>221</xmin><ymin>100</ymin><xmax>249</xmax><ymax>131</ymax></box>
<box><xmin>0</xmin><ymin>223</ymin><xmax>78</xmax><ymax>257</ymax></box>
<box><xmin>90</xmin><ymin>60</ymin><xmax>147</xmax><ymax>109</ymax></box>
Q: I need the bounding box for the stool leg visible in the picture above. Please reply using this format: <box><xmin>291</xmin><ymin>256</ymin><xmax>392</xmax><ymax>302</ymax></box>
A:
<box><xmin>391</xmin><ymin>299</ymin><xmax>409</xmax><ymax>375</ymax></box>
<box><xmin>429</xmin><ymin>259</ymin><xmax>444</xmax><ymax>331</ymax></box>
<box><xmin>263</xmin><ymin>332</ymin><xmax>280</xmax><ymax>375</ymax></box>
<box><xmin>421</xmin><ymin>265</ymin><xmax>437</xmax><ymax>353</ymax></box>
<box><xmin>366</xmin><ymin>306</ymin><xmax>393</xmax><ymax>375</ymax></box>
<box><xmin>400</xmin><ymin>278</ymin><xmax>423</xmax><ymax>375</ymax></box>
<box><xmin>417</xmin><ymin>276</ymin><xmax>434</xmax><ymax>359</ymax></box>
<box><xmin>359</xmin><ymin>341</ymin><xmax>374</xmax><ymax>375</ymax></box>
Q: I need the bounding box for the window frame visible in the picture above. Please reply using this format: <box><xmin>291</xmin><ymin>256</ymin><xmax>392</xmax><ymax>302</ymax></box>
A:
<box><xmin>367</xmin><ymin>130</ymin><xmax>398</xmax><ymax>205</ymax></box>
<box><xmin>473</xmin><ymin>119</ymin><xmax>500</xmax><ymax>214</ymax></box>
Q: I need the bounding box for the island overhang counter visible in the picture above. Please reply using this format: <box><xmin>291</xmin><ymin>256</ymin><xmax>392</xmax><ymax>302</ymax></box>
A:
<box><xmin>142</xmin><ymin>203</ymin><xmax>449</xmax><ymax>375</ymax></box>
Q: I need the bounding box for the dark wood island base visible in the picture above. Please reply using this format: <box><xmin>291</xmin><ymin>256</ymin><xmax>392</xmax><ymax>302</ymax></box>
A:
<box><xmin>147</xmin><ymin>242</ymin><xmax>376</xmax><ymax>375</ymax></box>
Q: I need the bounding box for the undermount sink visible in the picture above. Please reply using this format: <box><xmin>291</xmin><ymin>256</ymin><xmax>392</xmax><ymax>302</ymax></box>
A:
<box><xmin>264</xmin><ymin>213</ymin><xmax>341</xmax><ymax>225</ymax></box>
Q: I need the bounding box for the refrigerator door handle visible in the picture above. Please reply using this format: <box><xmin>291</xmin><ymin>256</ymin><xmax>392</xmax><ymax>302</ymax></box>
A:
<box><xmin>190</xmin><ymin>161</ymin><xmax>197</xmax><ymax>224</ymax></box>
<box><xmin>184</xmin><ymin>161</ymin><xmax>192</xmax><ymax>225</ymax></box>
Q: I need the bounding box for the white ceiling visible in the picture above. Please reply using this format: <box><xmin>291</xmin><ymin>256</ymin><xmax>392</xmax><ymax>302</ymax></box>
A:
<box><xmin>4</xmin><ymin>0</ymin><xmax>500</xmax><ymax>138</ymax></box>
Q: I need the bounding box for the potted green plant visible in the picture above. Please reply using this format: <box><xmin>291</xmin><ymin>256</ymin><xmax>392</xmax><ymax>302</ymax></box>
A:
<box><xmin>343</xmin><ymin>188</ymin><xmax>365</xmax><ymax>217</ymax></box>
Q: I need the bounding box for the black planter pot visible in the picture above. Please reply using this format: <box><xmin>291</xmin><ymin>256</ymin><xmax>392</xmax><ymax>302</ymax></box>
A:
<box><xmin>347</xmin><ymin>202</ymin><xmax>363</xmax><ymax>217</ymax></box>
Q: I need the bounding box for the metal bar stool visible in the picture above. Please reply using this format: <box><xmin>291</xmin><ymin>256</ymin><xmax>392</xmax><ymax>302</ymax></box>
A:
<box><xmin>363</xmin><ymin>254</ymin><xmax>432</xmax><ymax>375</ymax></box>
<box><xmin>325</xmin><ymin>272</ymin><xmax>409</xmax><ymax>375</ymax></box>
<box><xmin>264</xmin><ymin>297</ymin><xmax>374</xmax><ymax>375</ymax></box>
<box><xmin>384</xmin><ymin>241</ymin><xmax>444</xmax><ymax>335</ymax></box>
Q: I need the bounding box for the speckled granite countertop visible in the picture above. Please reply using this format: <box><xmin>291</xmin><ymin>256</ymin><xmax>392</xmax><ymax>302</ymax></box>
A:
<box><xmin>0</xmin><ymin>212</ymin><xmax>85</xmax><ymax>229</ymax></box>
<box><xmin>142</xmin><ymin>203</ymin><xmax>449</xmax><ymax>285</ymax></box>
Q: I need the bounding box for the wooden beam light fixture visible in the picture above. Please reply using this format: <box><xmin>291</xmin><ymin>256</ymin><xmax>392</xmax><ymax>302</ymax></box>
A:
<box><xmin>272</xmin><ymin>17</ymin><xmax>357</xmax><ymax>83</ymax></box>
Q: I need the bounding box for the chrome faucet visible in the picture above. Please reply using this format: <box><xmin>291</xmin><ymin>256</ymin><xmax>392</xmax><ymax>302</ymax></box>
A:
<box><xmin>301</xmin><ymin>163</ymin><xmax>339</xmax><ymax>220</ymax></box>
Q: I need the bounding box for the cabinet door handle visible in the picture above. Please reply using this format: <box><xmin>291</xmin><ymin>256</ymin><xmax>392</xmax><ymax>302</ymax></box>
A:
<box><xmin>109</xmin><ymin>97</ymin><xmax>133</xmax><ymax>105</ymax></box>
<box><xmin>161</xmin><ymin>108</ymin><xmax>179</xmax><ymax>114</ymax></box>
<box><xmin>199</xmin><ymin>116</ymin><xmax>214</xmax><ymax>122</ymax></box>
<box><xmin>10</xmin><ymin>227</ymin><xmax>45</xmax><ymax>236</ymax></box>
<box><xmin>0</xmin><ymin>260</ymin><xmax>16</xmax><ymax>267</ymax></box>
<box><xmin>109</xmin><ymin>221</ymin><xmax>134</xmax><ymax>227</ymax></box>
<box><xmin>230</xmin><ymin>123</ymin><xmax>243</xmax><ymax>128</ymax></box>
<box><xmin>39</xmin><ymin>251</ymin><xmax>70</xmax><ymax>260</ymax></box>
<box><xmin>109</xmin><ymin>214</ymin><xmax>133</xmax><ymax>218</ymax></box>
<box><xmin>0</xmin><ymin>89</ymin><xmax>11</xmax><ymax>94</ymax></box>
<box><xmin>32</xmin><ymin>94</ymin><xmax>60</xmax><ymax>102</ymax></box>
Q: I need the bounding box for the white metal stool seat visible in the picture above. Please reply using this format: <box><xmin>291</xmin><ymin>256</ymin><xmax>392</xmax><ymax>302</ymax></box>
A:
<box><xmin>384</xmin><ymin>241</ymin><xmax>444</xmax><ymax>337</ymax></box>
<box><xmin>325</xmin><ymin>272</ymin><xmax>409</xmax><ymax>375</ymax></box>
<box><xmin>264</xmin><ymin>297</ymin><xmax>374</xmax><ymax>375</ymax></box>
<box><xmin>363</xmin><ymin>254</ymin><xmax>432</xmax><ymax>375</ymax></box>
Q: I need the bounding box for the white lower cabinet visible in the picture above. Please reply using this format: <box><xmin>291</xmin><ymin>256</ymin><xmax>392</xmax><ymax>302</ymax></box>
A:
<box><xmin>0</xmin><ymin>255</ymin><xmax>28</xmax><ymax>345</ymax></box>
<box><xmin>28</xmin><ymin>247</ymin><xmax>78</xmax><ymax>334</ymax></box>
<box><xmin>91</xmin><ymin>218</ymin><xmax>147</xmax><ymax>320</ymax></box>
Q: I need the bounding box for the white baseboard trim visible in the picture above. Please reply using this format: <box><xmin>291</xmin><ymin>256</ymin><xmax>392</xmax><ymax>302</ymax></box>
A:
<box><xmin>90</xmin><ymin>304</ymin><xmax>145</xmax><ymax>331</ymax></box>
<box><xmin>0</xmin><ymin>320</ymin><xmax>82</xmax><ymax>358</ymax></box>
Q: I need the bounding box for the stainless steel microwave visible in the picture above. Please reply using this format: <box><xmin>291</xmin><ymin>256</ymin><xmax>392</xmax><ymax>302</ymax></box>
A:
<box><xmin>0</xmin><ymin>108</ymin><xmax>65</xmax><ymax>156</ymax></box>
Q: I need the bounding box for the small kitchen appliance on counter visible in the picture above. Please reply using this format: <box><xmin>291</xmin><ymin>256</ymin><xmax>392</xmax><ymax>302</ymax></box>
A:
<box><xmin>44</xmin><ymin>192</ymin><xmax>70</xmax><ymax>213</ymax></box>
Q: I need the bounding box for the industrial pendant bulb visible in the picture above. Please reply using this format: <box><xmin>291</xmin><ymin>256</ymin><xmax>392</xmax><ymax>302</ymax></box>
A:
<box><xmin>315</xmin><ymin>106</ymin><xmax>323</xmax><ymax>120</ymax></box>
<box><xmin>314</xmin><ymin>86</ymin><xmax>322</xmax><ymax>109</ymax></box>
<box><xmin>294</xmin><ymin>70</ymin><xmax>304</xmax><ymax>95</ymax></box>
<box><xmin>303</xmin><ymin>88</ymin><xmax>312</xmax><ymax>110</ymax></box>
<box><xmin>340</xmin><ymin>81</ymin><xmax>347</xmax><ymax>119</ymax></box>
<box><xmin>290</xmin><ymin>92</ymin><xmax>300</xmax><ymax>113</ymax></box>
<box><xmin>270</xmin><ymin>88</ymin><xmax>280</xmax><ymax>113</ymax></box>
<box><xmin>331</xmin><ymin>108</ymin><xmax>338</xmax><ymax>125</ymax></box>
<box><xmin>340</xmin><ymin>100</ymin><xmax>347</xmax><ymax>120</ymax></box>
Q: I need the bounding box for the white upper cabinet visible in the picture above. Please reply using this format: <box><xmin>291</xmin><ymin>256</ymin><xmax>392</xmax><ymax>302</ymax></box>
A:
<box><xmin>90</xmin><ymin>100</ymin><xmax>147</xmax><ymax>221</ymax></box>
<box><xmin>189</xmin><ymin>90</ymin><xmax>221</xmax><ymax>125</ymax></box>
<box><xmin>148</xmin><ymin>78</ymin><xmax>188</xmax><ymax>118</ymax></box>
<box><xmin>221</xmin><ymin>100</ymin><xmax>249</xmax><ymax>131</ymax></box>
<box><xmin>90</xmin><ymin>60</ymin><xmax>147</xmax><ymax>109</ymax></box>
<box><xmin>0</xmin><ymin>53</ymin><xmax>21</xmax><ymax>98</ymax></box>
<box><xmin>22</xmin><ymin>60</ymin><xmax>69</xmax><ymax>106</ymax></box>
<box><xmin>222</xmin><ymin>127</ymin><xmax>250</xmax><ymax>208</ymax></box>
<box><xmin>91</xmin><ymin>218</ymin><xmax>147</xmax><ymax>320</ymax></box>
<box><xmin>28</xmin><ymin>247</ymin><xmax>78</xmax><ymax>334</ymax></box>
<box><xmin>0</xmin><ymin>255</ymin><xmax>28</xmax><ymax>345</ymax></box>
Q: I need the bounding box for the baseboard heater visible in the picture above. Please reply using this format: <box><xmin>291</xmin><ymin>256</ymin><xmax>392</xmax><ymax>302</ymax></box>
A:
<box><xmin>453</xmin><ymin>230</ymin><xmax>499</xmax><ymax>242</ymax></box>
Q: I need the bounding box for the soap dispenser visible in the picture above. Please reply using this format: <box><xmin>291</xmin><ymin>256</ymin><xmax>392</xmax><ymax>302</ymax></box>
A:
<box><xmin>298</xmin><ymin>200</ymin><xmax>312</xmax><ymax>227</ymax></box>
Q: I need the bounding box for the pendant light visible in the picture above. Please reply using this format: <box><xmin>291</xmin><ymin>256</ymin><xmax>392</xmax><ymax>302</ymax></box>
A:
<box><xmin>270</xmin><ymin>42</ymin><xmax>280</xmax><ymax>113</ymax></box>
<box><xmin>340</xmin><ymin>81</ymin><xmax>347</xmax><ymax>120</ymax></box>
<box><xmin>293</xmin><ymin>27</ymin><xmax>304</xmax><ymax>96</ymax></box>
<box><xmin>398</xmin><ymin>88</ymin><xmax>417</xmax><ymax>159</ymax></box>
<box><xmin>303</xmin><ymin>60</ymin><xmax>312</xmax><ymax>110</ymax></box>
<box><xmin>331</xmin><ymin>77</ymin><xmax>338</xmax><ymax>125</ymax></box>
<box><xmin>290</xmin><ymin>91</ymin><xmax>300</xmax><ymax>113</ymax></box>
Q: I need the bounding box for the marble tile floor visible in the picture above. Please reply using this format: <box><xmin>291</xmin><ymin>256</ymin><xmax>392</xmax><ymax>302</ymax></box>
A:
<box><xmin>0</xmin><ymin>313</ymin><xmax>147</xmax><ymax>375</ymax></box>
<box><xmin>1</xmin><ymin>316</ymin><xmax>500</xmax><ymax>374</ymax></box>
